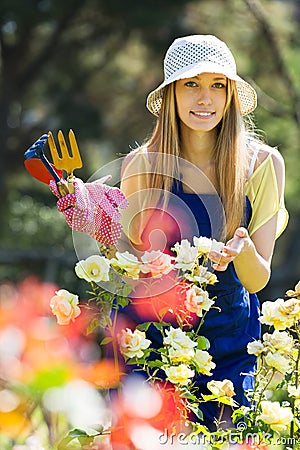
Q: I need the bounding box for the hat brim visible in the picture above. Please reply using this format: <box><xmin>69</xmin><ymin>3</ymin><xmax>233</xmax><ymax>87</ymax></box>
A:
<box><xmin>146</xmin><ymin>62</ymin><xmax>257</xmax><ymax>116</ymax></box>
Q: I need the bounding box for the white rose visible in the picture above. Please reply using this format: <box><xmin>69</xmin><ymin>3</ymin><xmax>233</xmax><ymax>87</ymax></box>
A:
<box><xmin>140</xmin><ymin>250</ymin><xmax>174</xmax><ymax>277</ymax></box>
<box><xmin>75</xmin><ymin>255</ymin><xmax>110</xmax><ymax>283</ymax></box>
<box><xmin>168</xmin><ymin>346</ymin><xmax>195</xmax><ymax>364</ymax></box>
<box><xmin>186</xmin><ymin>265</ymin><xmax>218</xmax><ymax>285</ymax></box>
<box><xmin>265</xmin><ymin>351</ymin><xmax>293</xmax><ymax>374</ymax></box>
<box><xmin>185</xmin><ymin>285</ymin><xmax>214</xmax><ymax>317</ymax></box>
<box><xmin>257</xmin><ymin>401</ymin><xmax>293</xmax><ymax>432</ymax></box>
<box><xmin>111</xmin><ymin>251</ymin><xmax>140</xmax><ymax>279</ymax></box>
<box><xmin>164</xmin><ymin>327</ymin><xmax>197</xmax><ymax>351</ymax></box>
<box><xmin>194</xmin><ymin>350</ymin><xmax>216</xmax><ymax>376</ymax></box>
<box><xmin>263</xmin><ymin>330</ymin><xmax>294</xmax><ymax>353</ymax></box>
<box><xmin>210</xmin><ymin>238</ymin><xmax>225</xmax><ymax>253</ymax></box>
<box><xmin>173</xmin><ymin>240</ymin><xmax>198</xmax><ymax>271</ymax></box>
<box><xmin>193</xmin><ymin>236</ymin><xmax>213</xmax><ymax>255</ymax></box>
<box><xmin>247</xmin><ymin>340</ymin><xmax>265</xmax><ymax>356</ymax></box>
<box><xmin>119</xmin><ymin>328</ymin><xmax>151</xmax><ymax>359</ymax></box>
<box><xmin>164</xmin><ymin>364</ymin><xmax>195</xmax><ymax>386</ymax></box>
<box><xmin>288</xmin><ymin>385</ymin><xmax>300</xmax><ymax>398</ymax></box>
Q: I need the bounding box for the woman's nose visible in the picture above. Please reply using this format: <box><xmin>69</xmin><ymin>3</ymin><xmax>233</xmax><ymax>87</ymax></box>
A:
<box><xmin>197</xmin><ymin>87</ymin><xmax>212</xmax><ymax>105</ymax></box>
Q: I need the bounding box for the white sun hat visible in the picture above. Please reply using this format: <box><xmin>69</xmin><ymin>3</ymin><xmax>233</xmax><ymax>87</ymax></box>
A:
<box><xmin>146</xmin><ymin>34</ymin><xmax>257</xmax><ymax>117</ymax></box>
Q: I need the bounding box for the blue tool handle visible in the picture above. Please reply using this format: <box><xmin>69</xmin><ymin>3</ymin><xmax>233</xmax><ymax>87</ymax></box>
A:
<box><xmin>24</xmin><ymin>134</ymin><xmax>61</xmax><ymax>183</ymax></box>
<box><xmin>39</xmin><ymin>152</ymin><xmax>61</xmax><ymax>183</ymax></box>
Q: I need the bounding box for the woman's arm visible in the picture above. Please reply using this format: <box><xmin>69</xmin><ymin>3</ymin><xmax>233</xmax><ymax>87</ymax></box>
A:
<box><xmin>209</xmin><ymin>148</ymin><xmax>286</xmax><ymax>293</ymax></box>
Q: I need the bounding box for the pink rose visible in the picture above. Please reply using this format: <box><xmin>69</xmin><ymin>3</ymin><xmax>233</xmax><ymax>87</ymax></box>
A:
<box><xmin>50</xmin><ymin>289</ymin><xmax>81</xmax><ymax>325</ymax></box>
<box><xmin>140</xmin><ymin>251</ymin><xmax>174</xmax><ymax>277</ymax></box>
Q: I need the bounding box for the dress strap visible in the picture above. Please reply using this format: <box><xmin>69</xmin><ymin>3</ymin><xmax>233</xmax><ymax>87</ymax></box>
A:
<box><xmin>247</xmin><ymin>144</ymin><xmax>260</xmax><ymax>179</ymax></box>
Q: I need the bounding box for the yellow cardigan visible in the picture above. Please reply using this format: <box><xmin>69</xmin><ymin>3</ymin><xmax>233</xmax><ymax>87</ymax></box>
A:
<box><xmin>120</xmin><ymin>149</ymin><xmax>289</xmax><ymax>243</ymax></box>
<box><xmin>245</xmin><ymin>152</ymin><xmax>288</xmax><ymax>239</ymax></box>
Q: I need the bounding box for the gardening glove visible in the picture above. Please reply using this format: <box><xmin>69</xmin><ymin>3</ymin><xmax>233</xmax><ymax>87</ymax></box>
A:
<box><xmin>49</xmin><ymin>176</ymin><xmax>128</xmax><ymax>245</ymax></box>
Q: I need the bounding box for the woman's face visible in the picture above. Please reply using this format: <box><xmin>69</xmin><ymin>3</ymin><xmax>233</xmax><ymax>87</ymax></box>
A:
<box><xmin>175</xmin><ymin>72</ymin><xmax>227</xmax><ymax>133</ymax></box>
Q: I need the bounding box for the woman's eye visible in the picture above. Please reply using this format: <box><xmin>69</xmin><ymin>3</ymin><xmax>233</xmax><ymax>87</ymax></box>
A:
<box><xmin>213</xmin><ymin>82</ymin><xmax>226</xmax><ymax>88</ymax></box>
<box><xmin>185</xmin><ymin>81</ymin><xmax>198</xmax><ymax>87</ymax></box>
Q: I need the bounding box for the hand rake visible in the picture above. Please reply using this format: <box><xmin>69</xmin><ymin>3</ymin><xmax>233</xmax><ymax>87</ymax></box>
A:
<box><xmin>48</xmin><ymin>129</ymin><xmax>83</xmax><ymax>194</ymax></box>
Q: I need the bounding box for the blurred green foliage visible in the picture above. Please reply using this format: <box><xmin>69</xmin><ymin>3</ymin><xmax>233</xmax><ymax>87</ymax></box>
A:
<box><xmin>0</xmin><ymin>0</ymin><xmax>299</xmax><ymax>298</ymax></box>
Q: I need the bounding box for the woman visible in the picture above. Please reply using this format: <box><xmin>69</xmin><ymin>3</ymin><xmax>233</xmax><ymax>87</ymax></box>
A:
<box><xmin>50</xmin><ymin>34</ymin><xmax>288</xmax><ymax>429</ymax></box>
<box><xmin>119</xmin><ymin>34</ymin><xmax>289</xmax><ymax>427</ymax></box>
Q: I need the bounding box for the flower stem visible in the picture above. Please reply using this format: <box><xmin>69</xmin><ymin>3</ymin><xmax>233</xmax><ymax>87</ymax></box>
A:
<box><xmin>290</xmin><ymin>330</ymin><xmax>300</xmax><ymax>445</ymax></box>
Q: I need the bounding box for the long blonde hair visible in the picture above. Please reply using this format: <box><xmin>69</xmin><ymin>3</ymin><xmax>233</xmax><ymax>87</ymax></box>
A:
<box><xmin>141</xmin><ymin>79</ymin><xmax>253</xmax><ymax>241</ymax></box>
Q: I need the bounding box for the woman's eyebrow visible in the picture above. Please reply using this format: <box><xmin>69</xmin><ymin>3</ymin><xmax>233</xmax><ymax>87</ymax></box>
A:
<box><xmin>194</xmin><ymin>75</ymin><xmax>227</xmax><ymax>81</ymax></box>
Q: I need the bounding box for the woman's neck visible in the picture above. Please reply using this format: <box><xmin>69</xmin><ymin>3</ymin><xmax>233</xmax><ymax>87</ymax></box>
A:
<box><xmin>180</xmin><ymin>127</ymin><xmax>217</xmax><ymax>167</ymax></box>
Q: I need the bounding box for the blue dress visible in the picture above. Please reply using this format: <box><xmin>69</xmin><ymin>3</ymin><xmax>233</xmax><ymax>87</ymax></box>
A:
<box><xmin>168</xmin><ymin>180</ymin><xmax>261</xmax><ymax>425</ymax></box>
<box><xmin>124</xmin><ymin>180</ymin><xmax>261</xmax><ymax>427</ymax></box>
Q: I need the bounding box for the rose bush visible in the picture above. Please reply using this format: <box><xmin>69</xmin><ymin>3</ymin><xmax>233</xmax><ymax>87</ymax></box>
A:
<box><xmin>4</xmin><ymin>240</ymin><xmax>300</xmax><ymax>449</ymax></box>
<box><xmin>53</xmin><ymin>240</ymin><xmax>300</xmax><ymax>449</ymax></box>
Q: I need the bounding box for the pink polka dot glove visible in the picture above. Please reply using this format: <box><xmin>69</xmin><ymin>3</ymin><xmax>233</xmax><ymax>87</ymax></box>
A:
<box><xmin>49</xmin><ymin>176</ymin><xmax>128</xmax><ymax>245</ymax></box>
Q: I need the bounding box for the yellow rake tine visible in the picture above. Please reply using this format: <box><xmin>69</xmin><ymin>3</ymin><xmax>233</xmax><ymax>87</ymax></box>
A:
<box><xmin>47</xmin><ymin>129</ymin><xmax>83</xmax><ymax>177</ymax></box>
<box><xmin>48</xmin><ymin>131</ymin><xmax>62</xmax><ymax>168</ymax></box>
<box><xmin>68</xmin><ymin>129</ymin><xmax>82</xmax><ymax>168</ymax></box>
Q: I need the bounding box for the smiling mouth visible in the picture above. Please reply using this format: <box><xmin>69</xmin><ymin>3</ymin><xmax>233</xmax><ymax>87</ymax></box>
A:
<box><xmin>191</xmin><ymin>111</ymin><xmax>215</xmax><ymax>118</ymax></box>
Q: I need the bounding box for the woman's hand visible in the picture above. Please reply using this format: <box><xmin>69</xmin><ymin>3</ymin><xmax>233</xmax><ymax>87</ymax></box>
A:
<box><xmin>49</xmin><ymin>176</ymin><xmax>128</xmax><ymax>245</ymax></box>
<box><xmin>208</xmin><ymin>227</ymin><xmax>250</xmax><ymax>271</ymax></box>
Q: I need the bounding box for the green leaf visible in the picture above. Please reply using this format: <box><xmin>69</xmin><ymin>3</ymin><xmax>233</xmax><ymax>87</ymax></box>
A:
<box><xmin>100</xmin><ymin>337</ymin><xmax>113</xmax><ymax>345</ymax></box>
<box><xmin>117</xmin><ymin>296</ymin><xmax>130</xmax><ymax>308</ymax></box>
<box><xmin>136</xmin><ymin>322</ymin><xmax>152</xmax><ymax>332</ymax></box>
<box><xmin>152</xmin><ymin>321</ymin><xmax>168</xmax><ymax>331</ymax></box>
<box><xmin>147</xmin><ymin>359</ymin><xmax>164</xmax><ymax>368</ymax></box>
<box><xmin>187</xmin><ymin>403</ymin><xmax>203</xmax><ymax>420</ymax></box>
<box><xmin>196</xmin><ymin>336</ymin><xmax>210</xmax><ymax>350</ymax></box>
<box><xmin>201</xmin><ymin>394</ymin><xmax>219</xmax><ymax>402</ymax></box>
<box><xmin>57</xmin><ymin>429</ymin><xmax>94</xmax><ymax>449</ymax></box>
<box><xmin>86</xmin><ymin>317</ymin><xmax>101</xmax><ymax>334</ymax></box>
<box><xmin>68</xmin><ymin>428</ymin><xmax>90</xmax><ymax>438</ymax></box>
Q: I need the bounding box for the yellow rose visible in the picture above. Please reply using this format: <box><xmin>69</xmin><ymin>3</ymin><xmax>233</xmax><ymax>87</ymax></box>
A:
<box><xmin>278</xmin><ymin>298</ymin><xmax>300</xmax><ymax>321</ymax></box>
<box><xmin>263</xmin><ymin>330</ymin><xmax>294</xmax><ymax>354</ymax></box>
<box><xmin>247</xmin><ymin>340</ymin><xmax>265</xmax><ymax>356</ymax></box>
<box><xmin>257</xmin><ymin>401</ymin><xmax>293</xmax><ymax>432</ymax></box>
<box><xmin>111</xmin><ymin>251</ymin><xmax>140</xmax><ymax>279</ymax></box>
<box><xmin>207</xmin><ymin>379</ymin><xmax>235</xmax><ymax>398</ymax></box>
<box><xmin>50</xmin><ymin>289</ymin><xmax>81</xmax><ymax>325</ymax></box>
<box><xmin>119</xmin><ymin>328</ymin><xmax>151</xmax><ymax>359</ymax></box>
<box><xmin>260</xmin><ymin>299</ymin><xmax>294</xmax><ymax>330</ymax></box>
<box><xmin>164</xmin><ymin>327</ymin><xmax>197</xmax><ymax>352</ymax></box>
<box><xmin>164</xmin><ymin>364</ymin><xmax>195</xmax><ymax>386</ymax></box>
<box><xmin>187</xmin><ymin>265</ymin><xmax>218</xmax><ymax>285</ymax></box>
<box><xmin>75</xmin><ymin>255</ymin><xmax>110</xmax><ymax>283</ymax></box>
<box><xmin>265</xmin><ymin>351</ymin><xmax>293</xmax><ymax>374</ymax></box>
<box><xmin>286</xmin><ymin>280</ymin><xmax>300</xmax><ymax>299</ymax></box>
<box><xmin>185</xmin><ymin>285</ymin><xmax>214</xmax><ymax>317</ymax></box>
<box><xmin>194</xmin><ymin>350</ymin><xmax>216</xmax><ymax>376</ymax></box>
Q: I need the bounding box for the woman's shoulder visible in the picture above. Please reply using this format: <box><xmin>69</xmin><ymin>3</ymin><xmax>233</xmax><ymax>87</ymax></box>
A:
<box><xmin>121</xmin><ymin>146</ymin><xmax>150</xmax><ymax>176</ymax></box>
<box><xmin>248</xmin><ymin>140</ymin><xmax>285</xmax><ymax>178</ymax></box>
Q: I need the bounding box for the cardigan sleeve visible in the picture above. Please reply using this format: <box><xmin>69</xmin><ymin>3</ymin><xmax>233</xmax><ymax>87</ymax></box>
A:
<box><xmin>245</xmin><ymin>153</ymin><xmax>289</xmax><ymax>239</ymax></box>
<box><xmin>120</xmin><ymin>148</ymin><xmax>153</xmax><ymax>245</ymax></box>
